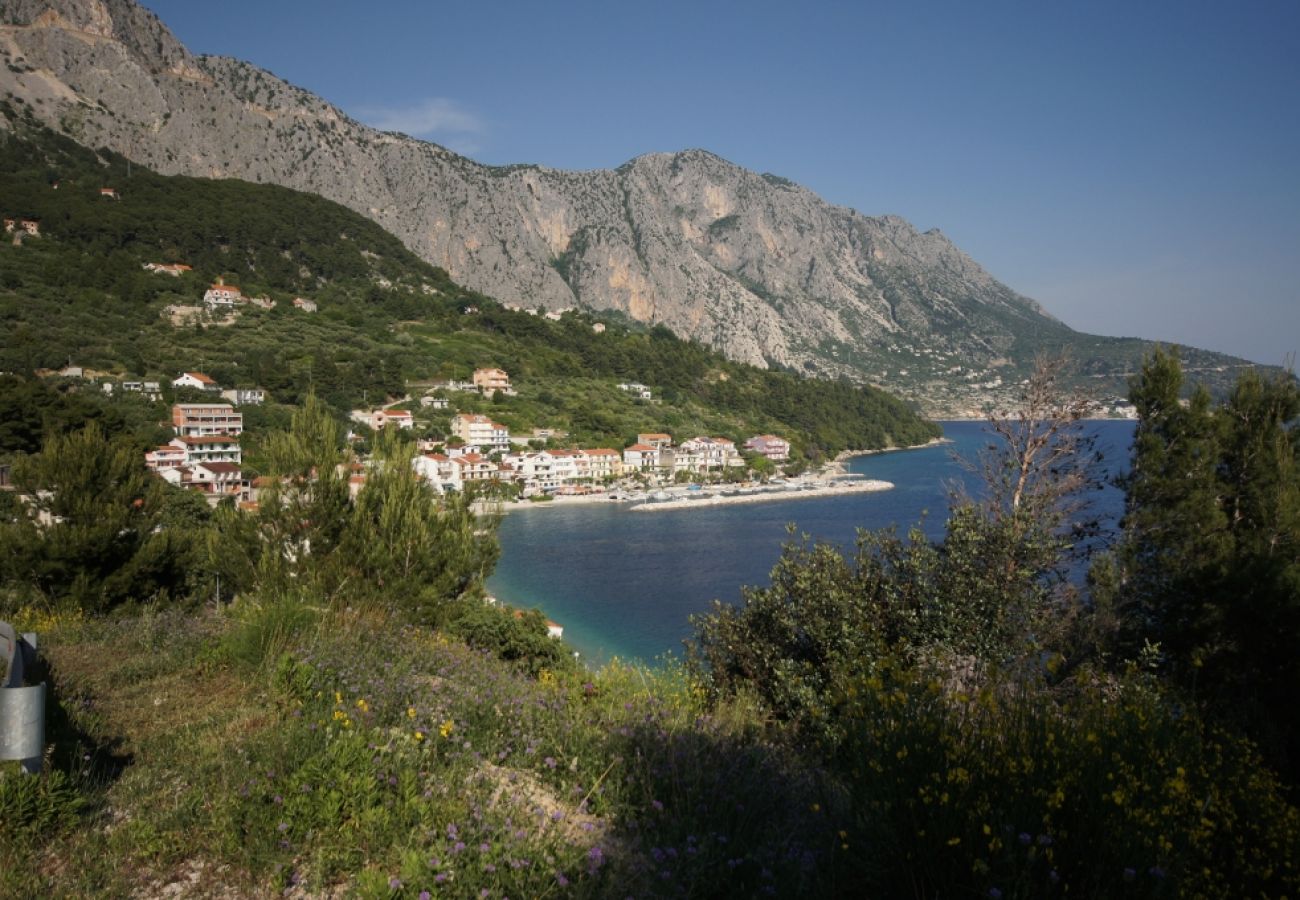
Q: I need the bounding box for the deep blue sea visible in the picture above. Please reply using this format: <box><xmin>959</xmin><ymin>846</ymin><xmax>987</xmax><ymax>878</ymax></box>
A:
<box><xmin>487</xmin><ymin>420</ymin><xmax>1136</xmax><ymax>666</ymax></box>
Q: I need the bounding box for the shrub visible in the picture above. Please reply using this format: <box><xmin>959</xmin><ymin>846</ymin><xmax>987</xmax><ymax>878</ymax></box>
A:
<box><xmin>832</xmin><ymin>665</ymin><xmax>1300</xmax><ymax>898</ymax></box>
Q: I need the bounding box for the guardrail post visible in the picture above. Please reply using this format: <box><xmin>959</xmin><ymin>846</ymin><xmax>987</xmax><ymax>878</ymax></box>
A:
<box><xmin>1</xmin><ymin>622</ymin><xmax>45</xmax><ymax>773</ymax></box>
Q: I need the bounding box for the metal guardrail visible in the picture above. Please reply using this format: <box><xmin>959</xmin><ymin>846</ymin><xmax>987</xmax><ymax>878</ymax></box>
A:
<box><xmin>1</xmin><ymin>621</ymin><xmax>44</xmax><ymax>773</ymax></box>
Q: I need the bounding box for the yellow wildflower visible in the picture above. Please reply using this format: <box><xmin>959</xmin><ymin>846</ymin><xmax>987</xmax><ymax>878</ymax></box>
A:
<box><xmin>440</xmin><ymin>719</ymin><xmax>455</xmax><ymax>738</ymax></box>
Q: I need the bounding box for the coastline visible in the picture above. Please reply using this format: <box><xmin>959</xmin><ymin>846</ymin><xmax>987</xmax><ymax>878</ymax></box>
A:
<box><xmin>628</xmin><ymin>478</ymin><xmax>893</xmax><ymax>512</ymax></box>
<box><xmin>480</xmin><ymin>434</ymin><xmax>947</xmax><ymax>516</ymax></box>
<box><xmin>831</xmin><ymin>435</ymin><xmax>951</xmax><ymax>464</ymax></box>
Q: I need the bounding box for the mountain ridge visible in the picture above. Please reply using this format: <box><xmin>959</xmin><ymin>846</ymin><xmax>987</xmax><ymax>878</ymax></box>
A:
<box><xmin>0</xmin><ymin>0</ymin><xmax>1264</xmax><ymax>413</ymax></box>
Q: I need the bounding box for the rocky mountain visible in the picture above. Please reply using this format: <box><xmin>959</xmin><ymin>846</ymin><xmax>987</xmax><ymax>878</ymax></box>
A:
<box><xmin>0</xmin><ymin>0</ymin><xmax>1263</xmax><ymax>414</ymax></box>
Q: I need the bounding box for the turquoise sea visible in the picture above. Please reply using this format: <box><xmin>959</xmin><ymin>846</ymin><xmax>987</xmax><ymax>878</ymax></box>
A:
<box><xmin>487</xmin><ymin>420</ymin><xmax>1136</xmax><ymax>666</ymax></box>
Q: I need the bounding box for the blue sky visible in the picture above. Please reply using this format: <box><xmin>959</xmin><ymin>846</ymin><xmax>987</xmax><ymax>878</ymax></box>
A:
<box><xmin>142</xmin><ymin>0</ymin><xmax>1299</xmax><ymax>365</ymax></box>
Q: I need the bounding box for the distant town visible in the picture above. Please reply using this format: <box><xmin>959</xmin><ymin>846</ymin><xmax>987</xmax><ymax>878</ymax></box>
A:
<box><xmin>121</xmin><ymin>365</ymin><xmax>796</xmax><ymax>507</ymax></box>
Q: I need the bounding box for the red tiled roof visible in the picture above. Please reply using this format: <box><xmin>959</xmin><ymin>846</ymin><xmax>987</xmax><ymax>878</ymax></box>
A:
<box><xmin>625</xmin><ymin>444</ymin><xmax>655</xmax><ymax>452</ymax></box>
<box><xmin>183</xmin><ymin>371</ymin><xmax>216</xmax><ymax>384</ymax></box>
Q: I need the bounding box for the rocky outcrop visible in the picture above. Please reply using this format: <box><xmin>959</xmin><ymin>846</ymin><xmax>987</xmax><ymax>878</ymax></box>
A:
<box><xmin>0</xmin><ymin>1</ymin><xmax>1258</xmax><ymax>413</ymax></box>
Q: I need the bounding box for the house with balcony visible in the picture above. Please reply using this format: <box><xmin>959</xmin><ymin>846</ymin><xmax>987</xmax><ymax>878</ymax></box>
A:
<box><xmin>680</xmin><ymin>436</ymin><xmax>744</xmax><ymax>470</ymax></box>
<box><xmin>637</xmin><ymin>433</ymin><xmax>673</xmax><ymax>450</ymax></box>
<box><xmin>744</xmin><ymin>434</ymin><xmax>792</xmax><ymax>461</ymax></box>
<box><xmin>160</xmin><ymin>461</ymin><xmax>246</xmax><ymax>502</ymax></box>
<box><xmin>451</xmin><ymin>453</ymin><xmax>501</xmax><ymax>484</ymax></box>
<box><xmin>472</xmin><ymin>367</ymin><xmax>513</xmax><ymax>395</ymax></box>
<box><xmin>451</xmin><ymin>414</ymin><xmax>510</xmax><ymax>452</ymax></box>
<box><xmin>144</xmin><ymin>444</ymin><xmax>186</xmax><ymax>471</ymax></box>
<box><xmin>413</xmin><ymin>453</ymin><xmax>457</xmax><ymax>492</ymax></box>
<box><xmin>622</xmin><ymin>443</ymin><xmax>660</xmax><ymax>472</ymax></box>
<box><xmin>168</xmin><ymin>434</ymin><xmax>242</xmax><ymax>466</ymax></box>
<box><xmin>172</xmin><ymin>403</ymin><xmax>243</xmax><ymax>437</ymax></box>
<box><xmin>203</xmin><ymin>278</ymin><xmax>243</xmax><ymax>309</ymax></box>
<box><xmin>581</xmin><ymin>448</ymin><xmax>624</xmax><ymax>481</ymax></box>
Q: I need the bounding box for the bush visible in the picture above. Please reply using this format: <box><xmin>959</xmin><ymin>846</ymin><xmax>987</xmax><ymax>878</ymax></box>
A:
<box><xmin>832</xmin><ymin>665</ymin><xmax>1300</xmax><ymax>898</ymax></box>
<box><xmin>445</xmin><ymin>603</ymin><xmax>576</xmax><ymax>676</ymax></box>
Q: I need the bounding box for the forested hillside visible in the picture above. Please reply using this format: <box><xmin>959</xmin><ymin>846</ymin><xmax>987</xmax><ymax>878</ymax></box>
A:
<box><xmin>0</xmin><ymin>105</ymin><xmax>938</xmax><ymax>460</ymax></box>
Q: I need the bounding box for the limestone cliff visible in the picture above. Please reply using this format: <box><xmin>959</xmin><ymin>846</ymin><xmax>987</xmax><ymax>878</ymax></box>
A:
<box><xmin>0</xmin><ymin>1</ymin><xmax>1258</xmax><ymax>413</ymax></box>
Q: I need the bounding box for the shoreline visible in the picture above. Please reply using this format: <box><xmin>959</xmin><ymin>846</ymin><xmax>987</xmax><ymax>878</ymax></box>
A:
<box><xmin>481</xmin><ymin>435</ymin><xmax>946</xmax><ymax>516</ymax></box>
<box><xmin>628</xmin><ymin>478</ymin><xmax>894</xmax><ymax>511</ymax></box>
<box><xmin>832</xmin><ymin>435</ymin><xmax>951</xmax><ymax>462</ymax></box>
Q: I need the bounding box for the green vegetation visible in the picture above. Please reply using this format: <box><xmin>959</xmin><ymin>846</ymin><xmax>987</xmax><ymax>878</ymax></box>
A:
<box><xmin>4</xmin><ymin>354</ymin><xmax>1298</xmax><ymax>897</ymax></box>
<box><xmin>0</xmin><ymin>105</ymin><xmax>938</xmax><ymax>460</ymax></box>
<box><xmin>1108</xmin><ymin>349</ymin><xmax>1300</xmax><ymax>780</ymax></box>
<box><xmin>2</xmin><ymin>100</ymin><xmax>1297</xmax><ymax>896</ymax></box>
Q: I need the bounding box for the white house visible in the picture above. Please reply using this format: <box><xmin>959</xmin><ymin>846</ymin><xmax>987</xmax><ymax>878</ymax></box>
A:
<box><xmin>220</xmin><ymin>388</ymin><xmax>266</xmax><ymax>406</ymax></box>
<box><xmin>451</xmin><ymin>414</ymin><xmax>510</xmax><ymax>451</ymax></box>
<box><xmin>169</xmin><ymin>434</ymin><xmax>241</xmax><ymax>466</ymax></box>
<box><xmin>680</xmin><ymin>437</ymin><xmax>743</xmax><ymax>470</ymax></box>
<box><xmin>173</xmin><ymin>371</ymin><xmax>221</xmax><ymax>392</ymax></box>
<box><xmin>451</xmin><ymin>453</ymin><xmax>500</xmax><ymax>484</ymax></box>
<box><xmin>622</xmin><ymin>443</ymin><xmax>659</xmax><ymax>472</ymax></box>
<box><xmin>413</xmin><ymin>453</ymin><xmax>458</xmax><ymax>492</ymax></box>
<box><xmin>203</xmin><ymin>278</ymin><xmax>243</xmax><ymax>309</ymax></box>
<box><xmin>144</xmin><ymin>444</ymin><xmax>186</xmax><ymax>471</ymax></box>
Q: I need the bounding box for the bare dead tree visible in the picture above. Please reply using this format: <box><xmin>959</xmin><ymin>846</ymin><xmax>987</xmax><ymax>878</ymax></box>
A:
<box><xmin>978</xmin><ymin>353</ymin><xmax>1100</xmax><ymax>534</ymax></box>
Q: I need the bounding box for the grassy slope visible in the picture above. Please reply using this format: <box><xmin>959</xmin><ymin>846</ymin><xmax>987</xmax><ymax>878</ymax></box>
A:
<box><xmin>5</xmin><ymin>605</ymin><xmax>1297</xmax><ymax>898</ymax></box>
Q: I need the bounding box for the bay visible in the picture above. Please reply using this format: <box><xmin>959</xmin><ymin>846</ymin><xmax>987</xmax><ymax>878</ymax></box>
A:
<box><xmin>487</xmin><ymin>420</ymin><xmax>1136</xmax><ymax>666</ymax></box>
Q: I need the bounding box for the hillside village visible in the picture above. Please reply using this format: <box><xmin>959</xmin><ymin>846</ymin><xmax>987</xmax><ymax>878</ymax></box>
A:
<box><xmin>132</xmin><ymin>365</ymin><xmax>795</xmax><ymax>505</ymax></box>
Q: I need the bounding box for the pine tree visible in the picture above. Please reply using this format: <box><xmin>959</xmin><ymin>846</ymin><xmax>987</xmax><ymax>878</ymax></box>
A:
<box><xmin>1117</xmin><ymin>349</ymin><xmax>1300</xmax><ymax>777</ymax></box>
